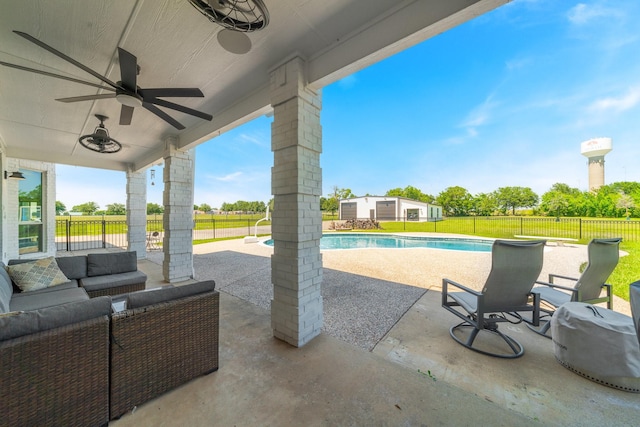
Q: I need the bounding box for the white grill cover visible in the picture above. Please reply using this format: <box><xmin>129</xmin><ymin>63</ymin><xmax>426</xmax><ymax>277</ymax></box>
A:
<box><xmin>551</xmin><ymin>302</ymin><xmax>640</xmax><ymax>393</ymax></box>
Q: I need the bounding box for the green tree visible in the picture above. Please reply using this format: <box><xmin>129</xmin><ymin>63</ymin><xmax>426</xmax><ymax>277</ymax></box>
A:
<box><xmin>199</xmin><ymin>203</ymin><xmax>212</xmax><ymax>213</ymax></box>
<box><xmin>615</xmin><ymin>193</ymin><xmax>635</xmax><ymax>219</ymax></box>
<box><xmin>72</xmin><ymin>201</ymin><xmax>99</xmax><ymax>215</ymax></box>
<box><xmin>540</xmin><ymin>191</ymin><xmax>569</xmax><ymax>218</ymax></box>
<box><xmin>105</xmin><ymin>203</ymin><xmax>126</xmax><ymax>215</ymax></box>
<box><xmin>471</xmin><ymin>193</ymin><xmax>498</xmax><ymax>216</ymax></box>
<box><xmin>332</xmin><ymin>186</ymin><xmax>356</xmax><ymax>200</ymax></box>
<box><xmin>493</xmin><ymin>186</ymin><xmax>538</xmax><ymax>215</ymax></box>
<box><xmin>436</xmin><ymin>186</ymin><xmax>473</xmax><ymax>216</ymax></box>
<box><xmin>322</xmin><ymin>196</ymin><xmax>339</xmax><ymax>215</ymax></box>
<box><xmin>55</xmin><ymin>200</ymin><xmax>66</xmax><ymax>215</ymax></box>
<box><xmin>385</xmin><ymin>185</ymin><xmax>434</xmax><ymax>203</ymax></box>
<box><xmin>147</xmin><ymin>203</ymin><xmax>164</xmax><ymax>214</ymax></box>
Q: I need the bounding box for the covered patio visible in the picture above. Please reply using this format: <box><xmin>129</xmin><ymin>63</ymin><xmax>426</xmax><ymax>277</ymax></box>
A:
<box><xmin>109</xmin><ymin>239</ymin><xmax>638</xmax><ymax>425</ymax></box>
<box><xmin>1</xmin><ymin>0</ymin><xmax>512</xmax><ymax>348</ymax></box>
<box><xmin>2</xmin><ymin>1</ymin><xmax>638</xmax><ymax>424</ymax></box>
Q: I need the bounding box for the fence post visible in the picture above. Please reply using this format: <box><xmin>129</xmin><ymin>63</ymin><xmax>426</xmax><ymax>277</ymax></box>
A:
<box><xmin>102</xmin><ymin>219</ymin><xmax>107</xmax><ymax>248</ymax></box>
<box><xmin>520</xmin><ymin>217</ymin><xmax>523</xmax><ymax>235</ymax></box>
<box><xmin>579</xmin><ymin>218</ymin><xmax>582</xmax><ymax>239</ymax></box>
<box><xmin>66</xmin><ymin>220</ymin><xmax>71</xmax><ymax>252</ymax></box>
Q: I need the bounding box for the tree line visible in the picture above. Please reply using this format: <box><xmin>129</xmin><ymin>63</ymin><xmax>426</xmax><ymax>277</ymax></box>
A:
<box><xmin>321</xmin><ymin>182</ymin><xmax>640</xmax><ymax>218</ymax></box>
<box><xmin>56</xmin><ymin>200</ymin><xmax>268</xmax><ymax>215</ymax></box>
<box><xmin>56</xmin><ymin>180</ymin><xmax>640</xmax><ymax>219</ymax></box>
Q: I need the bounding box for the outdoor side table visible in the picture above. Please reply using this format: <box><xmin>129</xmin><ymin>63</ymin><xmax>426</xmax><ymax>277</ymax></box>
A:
<box><xmin>551</xmin><ymin>302</ymin><xmax>640</xmax><ymax>393</ymax></box>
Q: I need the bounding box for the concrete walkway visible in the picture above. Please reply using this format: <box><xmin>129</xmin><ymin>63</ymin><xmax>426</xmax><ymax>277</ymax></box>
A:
<box><xmin>112</xmin><ymin>236</ymin><xmax>638</xmax><ymax>426</ymax></box>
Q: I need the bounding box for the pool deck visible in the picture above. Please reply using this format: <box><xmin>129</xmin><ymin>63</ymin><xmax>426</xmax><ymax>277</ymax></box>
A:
<box><xmin>112</xmin><ymin>234</ymin><xmax>637</xmax><ymax>426</ymax></box>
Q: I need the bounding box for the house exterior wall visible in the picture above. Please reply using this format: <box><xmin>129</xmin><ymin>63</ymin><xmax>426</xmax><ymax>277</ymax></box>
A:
<box><xmin>1</xmin><ymin>156</ymin><xmax>56</xmax><ymax>262</ymax></box>
<box><xmin>339</xmin><ymin>197</ymin><xmax>442</xmax><ymax>221</ymax></box>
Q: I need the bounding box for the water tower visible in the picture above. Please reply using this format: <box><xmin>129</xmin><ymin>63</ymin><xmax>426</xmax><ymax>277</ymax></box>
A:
<box><xmin>580</xmin><ymin>137</ymin><xmax>612</xmax><ymax>191</ymax></box>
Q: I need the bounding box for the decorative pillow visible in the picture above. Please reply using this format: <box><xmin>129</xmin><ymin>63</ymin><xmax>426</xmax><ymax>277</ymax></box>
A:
<box><xmin>7</xmin><ymin>257</ymin><xmax>70</xmax><ymax>292</ymax></box>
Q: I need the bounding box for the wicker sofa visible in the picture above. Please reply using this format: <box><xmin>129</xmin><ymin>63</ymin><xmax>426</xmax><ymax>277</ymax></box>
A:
<box><xmin>0</xmin><ymin>273</ymin><xmax>219</xmax><ymax>425</ymax></box>
<box><xmin>109</xmin><ymin>280</ymin><xmax>219</xmax><ymax>420</ymax></box>
<box><xmin>0</xmin><ymin>296</ymin><xmax>112</xmax><ymax>426</ymax></box>
<box><xmin>8</xmin><ymin>251</ymin><xmax>147</xmax><ymax>298</ymax></box>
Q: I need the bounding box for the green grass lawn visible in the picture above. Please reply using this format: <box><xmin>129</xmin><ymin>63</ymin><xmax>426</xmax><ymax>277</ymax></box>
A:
<box><xmin>346</xmin><ymin>220</ymin><xmax>639</xmax><ymax>302</ymax></box>
<box><xmin>610</xmin><ymin>241</ymin><xmax>640</xmax><ymax>301</ymax></box>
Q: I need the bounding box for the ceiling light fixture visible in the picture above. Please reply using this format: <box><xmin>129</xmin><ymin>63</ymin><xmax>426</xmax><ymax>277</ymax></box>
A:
<box><xmin>188</xmin><ymin>0</ymin><xmax>269</xmax><ymax>32</ymax></box>
<box><xmin>78</xmin><ymin>114</ymin><xmax>122</xmax><ymax>154</ymax></box>
<box><xmin>115</xmin><ymin>91</ymin><xmax>143</xmax><ymax>108</ymax></box>
<box><xmin>4</xmin><ymin>171</ymin><xmax>26</xmax><ymax>180</ymax></box>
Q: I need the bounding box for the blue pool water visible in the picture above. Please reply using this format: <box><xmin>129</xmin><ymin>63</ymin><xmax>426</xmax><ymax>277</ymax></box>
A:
<box><xmin>263</xmin><ymin>234</ymin><xmax>493</xmax><ymax>252</ymax></box>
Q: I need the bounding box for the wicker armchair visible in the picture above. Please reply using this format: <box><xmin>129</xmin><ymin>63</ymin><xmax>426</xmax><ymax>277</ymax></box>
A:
<box><xmin>0</xmin><ymin>297</ymin><xmax>111</xmax><ymax>427</ymax></box>
<box><xmin>109</xmin><ymin>281</ymin><xmax>219</xmax><ymax>420</ymax></box>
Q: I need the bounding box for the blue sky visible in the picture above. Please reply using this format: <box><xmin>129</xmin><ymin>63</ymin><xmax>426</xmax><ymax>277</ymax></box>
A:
<box><xmin>57</xmin><ymin>0</ymin><xmax>640</xmax><ymax>210</ymax></box>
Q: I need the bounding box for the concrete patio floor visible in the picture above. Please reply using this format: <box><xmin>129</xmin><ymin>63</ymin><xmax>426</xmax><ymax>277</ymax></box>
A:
<box><xmin>110</xmin><ymin>236</ymin><xmax>639</xmax><ymax>426</ymax></box>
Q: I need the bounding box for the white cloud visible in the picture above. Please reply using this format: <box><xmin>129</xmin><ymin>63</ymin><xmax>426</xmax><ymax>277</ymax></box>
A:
<box><xmin>505</xmin><ymin>57</ymin><xmax>531</xmax><ymax>71</ymax></box>
<box><xmin>215</xmin><ymin>171</ymin><xmax>243</xmax><ymax>182</ymax></box>
<box><xmin>589</xmin><ymin>86</ymin><xmax>640</xmax><ymax>113</ymax></box>
<box><xmin>460</xmin><ymin>94</ymin><xmax>499</xmax><ymax>134</ymax></box>
<box><xmin>337</xmin><ymin>74</ymin><xmax>357</xmax><ymax>89</ymax></box>
<box><xmin>238</xmin><ymin>133</ymin><xmax>266</xmax><ymax>146</ymax></box>
<box><xmin>567</xmin><ymin>3</ymin><xmax>619</xmax><ymax>25</ymax></box>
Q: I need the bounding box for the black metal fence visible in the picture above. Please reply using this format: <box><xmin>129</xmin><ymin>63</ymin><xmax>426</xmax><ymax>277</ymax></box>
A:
<box><xmin>56</xmin><ymin>216</ymin><xmax>640</xmax><ymax>252</ymax></box>
<box><xmin>383</xmin><ymin>216</ymin><xmax>640</xmax><ymax>242</ymax></box>
<box><xmin>56</xmin><ymin>218</ymin><xmax>271</xmax><ymax>252</ymax></box>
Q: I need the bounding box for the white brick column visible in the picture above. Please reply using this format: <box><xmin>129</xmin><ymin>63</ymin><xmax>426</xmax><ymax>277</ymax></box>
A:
<box><xmin>126</xmin><ymin>169</ymin><xmax>147</xmax><ymax>259</ymax></box>
<box><xmin>270</xmin><ymin>57</ymin><xmax>323</xmax><ymax>347</ymax></box>
<box><xmin>163</xmin><ymin>138</ymin><xmax>194</xmax><ymax>282</ymax></box>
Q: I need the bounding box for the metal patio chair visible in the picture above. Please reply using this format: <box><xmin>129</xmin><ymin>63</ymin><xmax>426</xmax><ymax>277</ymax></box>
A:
<box><xmin>442</xmin><ymin>239</ymin><xmax>545</xmax><ymax>358</ymax></box>
<box><xmin>528</xmin><ymin>237</ymin><xmax>621</xmax><ymax>338</ymax></box>
<box><xmin>146</xmin><ymin>231</ymin><xmax>161</xmax><ymax>250</ymax></box>
<box><xmin>630</xmin><ymin>280</ymin><xmax>640</xmax><ymax>346</ymax></box>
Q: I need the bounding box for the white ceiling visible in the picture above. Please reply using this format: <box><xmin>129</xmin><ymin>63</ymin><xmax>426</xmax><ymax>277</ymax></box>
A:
<box><xmin>0</xmin><ymin>0</ymin><xmax>507</xmax><ymax>172</ymax></box>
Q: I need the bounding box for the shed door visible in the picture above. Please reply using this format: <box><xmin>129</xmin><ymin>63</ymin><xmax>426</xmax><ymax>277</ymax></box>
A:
<box><xmin>341</xmin><ymin>202</ymin><xmax>357</xmax><ymax>219</ymax></box>
<box><xmin>376</xmin><ymin>201</ymin><xmax>396</xmax><ymax>220</ymax></box>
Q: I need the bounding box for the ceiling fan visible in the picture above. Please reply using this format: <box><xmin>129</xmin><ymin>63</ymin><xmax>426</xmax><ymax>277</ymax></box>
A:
<box><xmin>0</xmin><ymin>31</ymin><xmax>213</xmax><ymax>130</ymax></box>
<box><xmin>78</xmin><ymin>114</ymin><xmax>122</xmax><ymax>154</ymax></box>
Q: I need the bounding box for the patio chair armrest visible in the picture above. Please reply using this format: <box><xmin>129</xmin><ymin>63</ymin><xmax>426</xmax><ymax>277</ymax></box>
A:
<box><xmin>535</xmin><ymin>280</ymin><xmax>578</xmax><ymax>294</ymax></box>
<box><xmin>442</xmin><ymin>278</ymin><xmax>482</xmax><ymax>297</ymax></box>
<box><xmin>581</xmin><ymin>283</ymin><xmax>613</xmax><ymax>310</ymax></box>
<box><xmin>548</xmin><ymin>273</ymin><xmax>578</xmax><ymax>283</ymax></box>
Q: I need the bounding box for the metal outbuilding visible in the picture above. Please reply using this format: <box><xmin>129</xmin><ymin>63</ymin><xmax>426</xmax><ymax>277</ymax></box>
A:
<box><xmin>339</xmin><ymin>197</ymin><xmax>442</xmax><ymax>222</ymax></box>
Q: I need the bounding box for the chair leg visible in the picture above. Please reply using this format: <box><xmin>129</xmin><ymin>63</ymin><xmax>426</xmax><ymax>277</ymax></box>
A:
<box><xmin>449</xmin><ymin>321</ymin><xmax>525</xmax><ymax>359</ymax></box>
<box><xmin>526</xmin><ymin>317</ymin><xmax>552</xmax><ymax>338</ymax></box>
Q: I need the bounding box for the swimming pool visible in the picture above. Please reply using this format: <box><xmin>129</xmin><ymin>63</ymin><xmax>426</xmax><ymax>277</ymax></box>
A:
<box><xmin>263</xmin><ymin>234</ymin><xmax>493</xmax><ymax>252</ymax></box>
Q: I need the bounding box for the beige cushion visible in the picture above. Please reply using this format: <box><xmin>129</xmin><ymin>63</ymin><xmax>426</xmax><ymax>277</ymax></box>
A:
<box><xmin>7</xmin><ymin>257</ymin><xmax>70</xmax><ymax>292</ymax></box>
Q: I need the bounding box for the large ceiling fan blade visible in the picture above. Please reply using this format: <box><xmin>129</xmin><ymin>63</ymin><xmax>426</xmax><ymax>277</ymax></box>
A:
<box><xmin>119</xmin><ymin>105</ymin><xmax>135</xmax><ymax>125</ymax></box>
<box><xmin>118</xmin><ymin>47</ymin><xmax>137</xmax><ymax>91</ymax></box>
<box><xmin>0</xmin><ymin>61</ymin><xmax>117</xmax><ymax>91</ymax></box>
<box><xmin>139</xmin><ymin>88</ymin><xmax>204</xmax><ymax>98</ymax></box>
<box><xmin>13</xmin><ymin>30</ymin><xmax>121</xmax><ymax>90</ymax></box>
<box><xmin>149</xmin><ymin>98</ymin><xmax>213</xmax><ymax>121</ymax></box>
<box><xmin>56</xmin><ymin>93</ymin><xmax>117</xmax><ymax>103</ymax></box>
<box><xmin>142</xmin><ymin>102</ymin><xmax>185</xmax><ymax>130</ymax></box>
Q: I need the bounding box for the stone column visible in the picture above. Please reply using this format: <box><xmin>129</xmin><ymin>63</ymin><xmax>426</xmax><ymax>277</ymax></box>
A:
<box><xmin>126</xmin><ymin>169</ymin><xmax>147</xmax><ymax>259</ymax></box>
<box><xmin>270</xmin><ymin>57</ymin><xmax>323</xmax><ymax>347</ymax></box>
<box><xmin>162</xmin><ymin>138</ymin><xmax>195</xmax><ymax>282</ymax></box>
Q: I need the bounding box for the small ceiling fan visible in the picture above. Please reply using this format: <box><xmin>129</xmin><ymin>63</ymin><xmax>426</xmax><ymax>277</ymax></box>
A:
<box><xmin>78</xmin><ymin>115</ymin><xmax>122</xmax><ymax>154</ymax></box>
<box><xmin>0</xmin><ymin>31</ymin><xmax>213</xmax><ymax>130</ymax></box>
